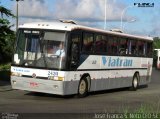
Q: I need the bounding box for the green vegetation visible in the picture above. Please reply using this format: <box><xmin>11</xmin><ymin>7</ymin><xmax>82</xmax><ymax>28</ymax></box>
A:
<box><xmin>0</xmin><ymin>0</ymin><xmax>15</xmax><ymax>63</ymax></box>
<box><xmin>134</xmin><ymin>104</ymin><xmax>156</xmax><ymax>113</ymax></box>
<box><xmin>122</xmin><ymin>104</ymin><xmax>160</xmax><ymax>119</ymax></box>
<box><xmin>0</xmin><ymin>1</ymin><xmax>14</xmax><ymax>81</ymax></box>
<box><xmin>153</xmin><ymin>37</ymin><xmax>160</xmax><ymax>49</ymax></box>
<box><xmin>0</xmin><ymin>63</ymin><xmax>11</xmax><ymax>70</ymax></box>
<box><xmin>0</xmin><ymin>63</ymin><xmax>10</xmax><ymax>81</ymax></box>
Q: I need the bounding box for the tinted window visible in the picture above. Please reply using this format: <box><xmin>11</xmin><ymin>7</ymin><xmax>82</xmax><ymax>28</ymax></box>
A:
<box><xmin>119</xmin><ymin>38</ymin><xmax>128</xmax><ymax>55</ymax></box>
<box><xmin>137</xmin><ymin>41</ymin><xmax>145</xmax><ymax>56</ymax></box>
<box><xmin>128</xmin><ymin>40</ymin><xmax>137</xmax><ymax>55</ymax></box>
<box><xmin>82</xmin><ymin>33</ymin><xmax>94</xmax><ymax>52</ymax></box>
<box><xmin>95</xmin><ymin>34</ymin><xmax>107</xmax><ymax>53</ymax></box>
<box><xmin>108</xmin><ymin>37</ymin><xmax>119</xmax><ymax>55</ymax></box>
<box><xmin>147</xmin><ymin>42</ymin><xmax>152</xmax><ymax>57</ymax></box>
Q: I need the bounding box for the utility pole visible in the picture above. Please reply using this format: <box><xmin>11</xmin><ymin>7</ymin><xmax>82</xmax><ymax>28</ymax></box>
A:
<box><xmin>13</xmin><ymin>0</ymin><xmax>23</xmax><ymax>32</ymax></box>
<box><xmin>104</xmin><ymin>0</ymin><xmax>107</xmax><ymax>30</ymax></box>
<box><xmin>16</xmin><ymin>0</ymin><xmax>18</xmax><ymax>32</ymax></box>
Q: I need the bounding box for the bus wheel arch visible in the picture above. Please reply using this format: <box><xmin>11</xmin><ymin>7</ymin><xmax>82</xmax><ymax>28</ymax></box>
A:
<box><xmin>77</xmin><ymin>74</ymin><xmax>91</xmax><ymax>97</ymax></box>
<box><xmin>132</xmin><ymin>72</ymin><xmax>140</xmax><ymax>91</ymax></box>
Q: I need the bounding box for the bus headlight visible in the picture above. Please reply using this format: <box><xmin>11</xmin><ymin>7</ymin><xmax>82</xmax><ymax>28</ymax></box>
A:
<box><xmin>11</xmin><ymin>72</ymin><xmax>22</xmax><ymax>77</ymax></box>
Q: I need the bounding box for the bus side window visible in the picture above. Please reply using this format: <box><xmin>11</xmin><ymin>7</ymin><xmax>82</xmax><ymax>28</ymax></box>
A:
<box><xmin>147</xmin><ymin>42</ymin><xmax>152</xmax><ymax>57</ymax></box>
<box><xmin>82</xmin><ymin>33</ymin><xmax>94</xmax><ymax>53</ymax></box>
<box><xmin>119</xmin><ymin>38</ymin><xmax>128</xmax><ymax>55</ymax></box>
<box><xmin>128</xmin><ymin>40</ymin><xmax>131</xmax><ymax>55</ymax></box>
<box><xmin>128</xmin><ymin>40</ymin><xmax>137</xmax><ymax>56</ymax></box>
<box><xmin>95</xmin><ymin>34</ymin><xmax>107</xmax><ymax>53</ymax></box>
<box><xmin>143</xmin><ymin>42</ymin><xmax>147</xmax><ymax>57</ymax></box>
<box><xmin>131</xmin><ymin>40</ymin><xmax>137</xmax><ymax>56</ymax></box>
<box><xmin>70</xmin><ymin>34</ymin><xmax>80</xmax><ymax>68</ymax></box>
<box><xmin>107</xmin><ymin>37</ymin><xmax>112</xmax><ymax>55</ymax></box>
<box><xmin>108</xmin><ymin>36</ymin><xmax>118</xmax><ymax>55</ymax></box>
<box><xmin>137</xmin><ymin>41</ymin><xmax>144</xmax><ymax>56</ymax></box>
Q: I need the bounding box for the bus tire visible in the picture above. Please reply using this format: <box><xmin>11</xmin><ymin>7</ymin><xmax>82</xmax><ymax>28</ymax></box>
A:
<box><xmin>77</xmin><ymin>77</ymin><xmax>88</xmax><ymax>98</ymax></box>
<box><xmin>131</xmin><ymin>73</ymin><xmax>139</xmax><ymax>91</ymax></box>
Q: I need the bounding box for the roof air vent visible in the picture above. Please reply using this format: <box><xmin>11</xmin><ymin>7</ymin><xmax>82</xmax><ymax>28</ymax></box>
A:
<box><xmin>59</xmin><ymin>19</ymin><xmax>77</xmax><ymax>25</ymax></box>
<box><xmin>110</xmin><ymin>29</ymin><xmax>123</xmax><ymax>33</ymax></box>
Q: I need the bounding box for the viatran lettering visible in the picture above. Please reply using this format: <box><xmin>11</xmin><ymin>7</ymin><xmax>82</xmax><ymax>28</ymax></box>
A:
<box><xmin>102</xmin><ymin>57</ymin><xmax>133</xmax><ymax>67</ymax></box>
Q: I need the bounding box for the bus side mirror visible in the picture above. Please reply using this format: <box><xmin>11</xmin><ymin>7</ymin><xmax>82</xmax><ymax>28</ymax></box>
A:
<box><xmin>71</xmin><ymin>43</ymin><xmax>79</xmax><ymax>67</ymax></box>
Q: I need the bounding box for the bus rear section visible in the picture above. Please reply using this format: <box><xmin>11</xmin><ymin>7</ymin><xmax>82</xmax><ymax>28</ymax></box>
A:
<box><xmin>154</xmin><ymin>49</ymin><xmax>160</xmax><ymax>69</ymax></box>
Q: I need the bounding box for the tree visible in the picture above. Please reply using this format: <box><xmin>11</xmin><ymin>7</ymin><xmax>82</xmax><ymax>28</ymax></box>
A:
<box><xmin>0</xmin><ymin>1</ymin><xmax>15</xmax><ymax>63</ymax></box>
<box><xmin>153</xmin><ymin>37</ymin><xmax>160</xmax><ymax>49</ymax></box>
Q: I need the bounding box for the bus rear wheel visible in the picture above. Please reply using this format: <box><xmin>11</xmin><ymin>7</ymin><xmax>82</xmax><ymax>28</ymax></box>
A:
<box><xmin>78</xmin><ymin>77</ymin><xmax>88</xmax><ymax>98</ymax></box>
<box><xmin>131</xmin><ymin>73</ymin><xmax>139</xmax><ymax>91</ymax></box>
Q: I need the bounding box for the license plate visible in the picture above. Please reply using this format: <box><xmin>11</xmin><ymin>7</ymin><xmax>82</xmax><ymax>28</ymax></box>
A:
<box><xmin>30</xmin><ymin>82</ymin><xmax>39</xmax><ymax>88</ymax></box>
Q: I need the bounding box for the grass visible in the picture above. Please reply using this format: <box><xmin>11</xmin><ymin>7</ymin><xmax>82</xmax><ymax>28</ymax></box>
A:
<box><xmin>0</xmin><ymin>63</ymin><xmax>11</xmax><ymax>81</ymax></box>
<box><xmin>123</xmin><ymin>104</ymin><xmax>160</xmax><ymax>119</ymax></box>
<box><xmin>134</xmin><ymin>104</ymin><xmax>153</xmax><ymax>113</ymax></box>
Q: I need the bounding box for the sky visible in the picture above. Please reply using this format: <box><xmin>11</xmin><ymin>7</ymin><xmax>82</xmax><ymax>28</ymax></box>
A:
<box><xmin>1</xmin><ymin>0</ymin><xmax>160</xmax><ymax>37</ymax></box>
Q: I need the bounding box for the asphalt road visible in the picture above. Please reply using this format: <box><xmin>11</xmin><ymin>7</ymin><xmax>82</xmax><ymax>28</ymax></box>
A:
<box><xmin>0</xmin><ymin>68</ymin><xmax>160</xmax><ymax>119</ymax></box>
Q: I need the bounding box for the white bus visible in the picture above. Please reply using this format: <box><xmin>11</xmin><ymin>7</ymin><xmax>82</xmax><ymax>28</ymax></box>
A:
<box><xmin>11</xmin><ymin>20</ymin><xmax>153</xmax><ymax>97</ymax></box>
<box><xmin>154</xmin><ymin>49</ymin><xmax>160</xmax><ymax>69</ymax></box>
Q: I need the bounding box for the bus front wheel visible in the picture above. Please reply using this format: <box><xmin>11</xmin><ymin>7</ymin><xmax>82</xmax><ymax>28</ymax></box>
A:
<box><xmin>78</xmin><ymin>77</ymin><xmax>88</xmax><ymax>98</ymax></box>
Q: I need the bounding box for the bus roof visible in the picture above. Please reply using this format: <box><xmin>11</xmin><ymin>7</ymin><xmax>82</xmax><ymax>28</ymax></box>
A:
<box><xmin>19</xmin><ymin>21</ymin><xmax>153</xmax><ymax>41</ymax></box>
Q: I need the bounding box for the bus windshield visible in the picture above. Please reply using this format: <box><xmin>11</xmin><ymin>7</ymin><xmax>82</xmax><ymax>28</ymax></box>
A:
<box><xmin>13</xmin><ymin>29</ymin><xmax>67</xmax><ymax>69</ymax></box>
